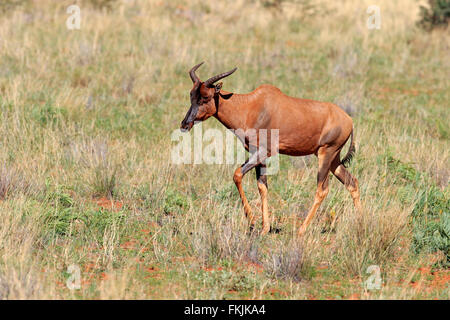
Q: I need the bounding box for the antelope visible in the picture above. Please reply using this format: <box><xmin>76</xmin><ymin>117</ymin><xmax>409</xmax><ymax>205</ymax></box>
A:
<box><xmin>180</xmin><ymin>62</ymin><xmax>362</xmax><ymax>236</ymax></box>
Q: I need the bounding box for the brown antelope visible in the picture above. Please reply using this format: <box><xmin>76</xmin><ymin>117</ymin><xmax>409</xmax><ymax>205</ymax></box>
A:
<box><xmin>180</xmin><ymin>62</ymin><xmax>362</xmax><ymax>236</ymax></box>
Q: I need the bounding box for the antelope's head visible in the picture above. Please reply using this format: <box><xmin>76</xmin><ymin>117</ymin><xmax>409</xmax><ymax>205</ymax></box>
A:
<box><xmin>180</xmin><ymin>62</ymin><xmax>237</xmax><ymax>132</ymax></box>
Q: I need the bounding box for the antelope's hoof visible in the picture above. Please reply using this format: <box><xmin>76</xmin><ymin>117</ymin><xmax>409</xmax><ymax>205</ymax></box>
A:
<box><xmin>269</xmin><ymin>226</ymin><xmax>282</xmax><ymax>234</ymax></box>
<box><xmin>297</xmin><ymin>227</ymin><xmax>307</xmax><ymax>237</ymax></box>
<box><xmin>248</xmin><ymin>224</ymin><xmax>257</xmax><ymax>235</ymax></box>
<box><xmin>260</xmin><ymin>224</ymin><xmax>271</xmax><ymax>236</ymax></box>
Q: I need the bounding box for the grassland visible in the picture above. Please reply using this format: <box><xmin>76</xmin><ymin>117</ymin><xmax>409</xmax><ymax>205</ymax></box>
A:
<box><xmin>0</xmin><ymin>0</ymin><xmax>448</xmax><ymax>299</ymax></box>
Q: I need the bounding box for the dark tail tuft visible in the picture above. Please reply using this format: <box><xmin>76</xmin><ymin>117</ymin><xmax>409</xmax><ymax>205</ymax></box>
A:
<box><xmin>341</xmin><ymin>129</ymin><xmax>355</xmax><ymax>168</ymax></box>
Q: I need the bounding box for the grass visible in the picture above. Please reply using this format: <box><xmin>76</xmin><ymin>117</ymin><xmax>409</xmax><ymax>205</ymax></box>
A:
<box><xmin>0</xmin><ymin>0</ymin><xmax>448</xmax><ymax>299</ymax></box>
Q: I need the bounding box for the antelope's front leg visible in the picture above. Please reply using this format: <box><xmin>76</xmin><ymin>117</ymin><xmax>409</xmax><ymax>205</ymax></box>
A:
<box><xmin>233</xmin><ymin>150</ymin><xmax>268</xmax><ymax>232</ymax></box>
<box><xmin>256</xmin><ymin>164</ymin><xmax>271</xmax><ymax>235</ymax></box>
<box><xmin>233</xmin><ymin>165</ymin><xmax>256</xmax><ymax>227</ymax></box>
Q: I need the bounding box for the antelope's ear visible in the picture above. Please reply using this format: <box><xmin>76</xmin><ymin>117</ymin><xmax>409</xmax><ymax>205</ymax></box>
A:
<box><xmin>215</xmin><ymin>82</ymin><xmax>223</xmax><ymax>93</ymax></box>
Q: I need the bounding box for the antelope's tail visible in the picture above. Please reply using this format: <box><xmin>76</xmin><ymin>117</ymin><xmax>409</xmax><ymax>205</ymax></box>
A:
<box><xmin>341</xmin><ymin>129</ymin><xmax>355</xmax><ymax>168</ymax></box>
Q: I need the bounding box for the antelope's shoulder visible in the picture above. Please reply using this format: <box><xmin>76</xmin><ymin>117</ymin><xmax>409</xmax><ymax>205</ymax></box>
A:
<box><xmin>254</xmin><ymin>84</ymin><xmax>283</xmax><ymax>93</ymax></box>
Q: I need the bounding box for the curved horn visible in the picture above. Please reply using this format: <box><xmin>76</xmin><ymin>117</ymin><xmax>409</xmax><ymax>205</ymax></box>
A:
<box><xmin>189</xmin><ymin>61</ymin><xmax>204</xmax><ymax>83</ymax></box>
<box><xmin>204</xmin><ymin>67</ymin><xmax>237</xmax><ymax>88</ymax></box>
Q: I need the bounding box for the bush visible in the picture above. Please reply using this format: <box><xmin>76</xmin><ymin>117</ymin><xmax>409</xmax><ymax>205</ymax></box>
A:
<box><xmin>190</xmin><ymin>221</ymin><xmax>258</xmax><ymax>264</ymax></box>
<box><xmin>163</xmin><ymin>189</ymin><xmax>189</xmax><ymax>215</ymax></box>
<box><xmin>411</xmin><ymin>186</ymin><xmax>449</xmax><ymax>266</ymax></box>
<box><xmin>378</xmin><ymin>151</ymin><xmax>421</xmax><ymax>185</ymax></box>
<box><xmin>43</xmin><ymin>188</ymin><xmax>125</xmax><ymax>240</ymax></box>
<box><xmin>32</xmin><ymin>104</ymin><xmax>67</xmax><ymax>127</ymax></box>
<box><xmin>262</xmin><ymin>239</ymin><xmax>306</xmax><ymax>281</ymax></box>
<box><xmin>417</xmin><ymin>0</ymin><xmax>450</xmax><ymax>31</ymax></box>
<box><xmin>43</xmin><ymin>189</ymin><xmax>78</xmax><ymax>236</ymax></box>
<box><xmin>412</xmin><ymin>212</ymin><xmax>449</xmax><ymax>267</ymax></box>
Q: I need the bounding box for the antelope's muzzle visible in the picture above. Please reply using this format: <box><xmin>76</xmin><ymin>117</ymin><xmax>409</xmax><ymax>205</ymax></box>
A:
<box><xmin>180</xmin><ymin>105</ymin><xmax>196</xmax><ymax>132</ymax></box>
<box><xmin>180</xmin><ymin>121</ymin><xmax>193</xmax><ymax>132</ymax></box>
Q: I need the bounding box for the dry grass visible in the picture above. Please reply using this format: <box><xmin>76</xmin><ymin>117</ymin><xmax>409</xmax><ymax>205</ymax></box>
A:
<box><xmin>0</xmin><ymin>0</ymin><xmax>448</xmax><ymax>299</ymax></box>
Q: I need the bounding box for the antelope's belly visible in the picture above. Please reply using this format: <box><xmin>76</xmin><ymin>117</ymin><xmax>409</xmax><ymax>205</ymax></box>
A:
<box><xmin>278</xmin><ymin>141</ymin><xmax>319</xmax><ymax>156</ymax></box>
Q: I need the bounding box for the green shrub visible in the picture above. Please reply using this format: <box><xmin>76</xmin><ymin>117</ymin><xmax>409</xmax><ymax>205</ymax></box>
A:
<box><xmin>43</xmin><ymin>190</ymin><xmax>79</xmax><ymax>236</ymax></box>
<box><xmin>411</xmin><ymin>186</ymin><xmax>450</xmax><ymax>266</ymax></box>
<box><xmin>412</xmin><ymin>186</ymin><xmax>449</xmax><ymax>217</ymax></box>
<box><xmin>377</xmin><ymin>150</ymin><xmax>421</xmax><ymax>185</ymax></box>
<box><xmin>83</xmin><ymin>208</ymin><xmax>124</xmax><ymax>240</ymax></box>
<box><xmin>417</xmin><ymin>0</ymin><xmax>450</xmax><ymax>31</ymax></box>
<box><xmin>163</xmin><ymin>189</ymin><xmax>189</xmax><ymax>215</ymax></box>
<box><xmin>214</xmin><ymin>183</ymin><xmax>238</xmax><ymax>201</ymax></box>
<box><xmin>43</xmin><ymin>188</ymin><xmax>124</xmax><ymax>239</ymax></box>
<box><xmin>31</xmin><ymin>104</ymin><xmax>67</xmax><ymax>127</ymax></box>
<box><xmin>412</xmin><ymin>211</ymin><xmax>449</xmax><ymax>266</ymax></box>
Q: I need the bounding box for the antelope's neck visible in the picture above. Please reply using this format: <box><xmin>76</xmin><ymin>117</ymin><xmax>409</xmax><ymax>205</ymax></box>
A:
<box><xmin>214</xmin><ymin>92</ymin><xmax>250</xmax><ymax>131</ymax></box>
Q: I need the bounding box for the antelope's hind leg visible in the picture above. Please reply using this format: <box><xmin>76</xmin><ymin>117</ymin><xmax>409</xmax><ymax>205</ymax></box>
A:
<box><xmin>330</xmin><ymin>157</ymin><xmax>362</xmax><ymax>212</ymax></box>
<box><xmin>256</xmin><ymin>164</ymin><xmax>271</xmax><ymax>235</ymax></box>
<box><xmin>298</xmin><ymin>147</ymin><xmax>335</xmax><ymax>237</ymax></box>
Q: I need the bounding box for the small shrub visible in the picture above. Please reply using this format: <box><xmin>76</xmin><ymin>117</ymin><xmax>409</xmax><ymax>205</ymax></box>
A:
<box><xmin>83</xmin><ymin>208</ymin><xmax>124</xmax><ymax>241</ymax></box>
<box><xmin>214</xmin><ymin>183</ymin><xmax>238</xmax><ymax>201</ymax></box>
<box><xmin>163</xmin><ymin>189</ymin><xmax>189</xmax><ymax>215</ymax></box>
<box><xmin>378</xmin><ymin>151</ymin><xmax>421</xmax><ymax>185</ymax></box>
<box><xmin>411</xmin><ymin>186</ymin><xmax>449</xmax><ymax>266</ymax></box>
<box><xmin>190</xmin><ymin>220</ymin><xmax>258</xmax><ymax>264</ymax></box>
<box><xmin>43</xmin><ymin>190</ymin><xmax>79</xmax><ymax>236</ymax></box>
<box><xmin>412</xmin><ymin>212</ymin><xmax>449</xmax><ymax>267</ymax></box>
<box><xmin>262</xmin><ymin>239</ymin><xmax>305</xmax><ymax>281</ymax></box>
<box><xmin>435</xmin><ymin>119</ymin><xmax>449</xmax><ymax>140</ymax></box>
<box><xmin>43</xmin><ymin>188</ymin><xmax>124</xmax><ymax>240</ymax></box>
<box><xmin>417</xmin><ymin>0</ymin><xmax>450</xmax><ymax>31</ymax></box>
<box><xmin>31</xmin><ymin>104</ymin><xmax>67</xmax><ymax>127</ymax></box>
<box><xmin>412</xmin><ymin>186</ymin><xmax>449</xmax><ymax>217</ymax></box>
